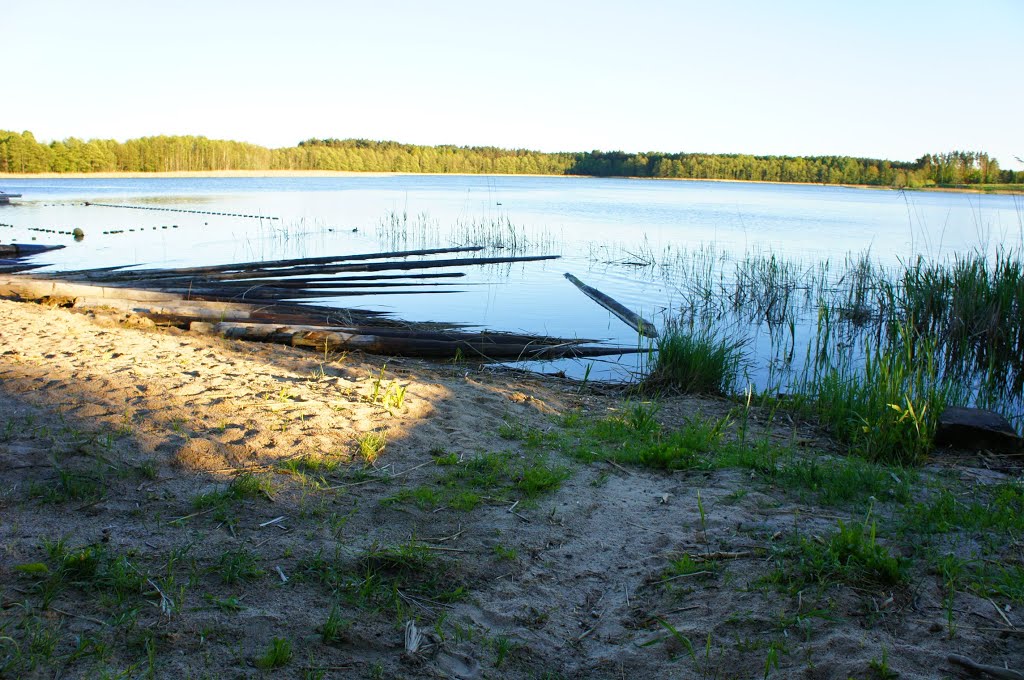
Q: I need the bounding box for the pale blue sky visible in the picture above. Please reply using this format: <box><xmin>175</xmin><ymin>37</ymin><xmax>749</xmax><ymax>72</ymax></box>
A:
<box><xmin>5</xmin><ymin>0</ymin><xmax>1022</xmax><ymax>168</ymax></box>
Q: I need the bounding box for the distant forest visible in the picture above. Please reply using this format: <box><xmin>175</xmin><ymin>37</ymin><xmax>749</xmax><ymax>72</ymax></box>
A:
<box><xmin>1</xmin><ymin>130</ymin><xmax>1019</xmax><ymax>187</ymax></box>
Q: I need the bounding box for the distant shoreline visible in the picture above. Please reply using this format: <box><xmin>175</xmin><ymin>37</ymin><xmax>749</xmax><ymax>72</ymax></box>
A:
<box><xmin>0</xmin><ymin>170</ymin><xmax>1019</xmax><ymax>194</ymax></box>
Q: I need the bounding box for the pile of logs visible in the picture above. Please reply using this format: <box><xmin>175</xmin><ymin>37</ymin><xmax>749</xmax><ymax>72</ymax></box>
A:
<box><xmin>0</xmin><ymin>245</ymin><xmax>642</xmax><ymax>361</ymax></box>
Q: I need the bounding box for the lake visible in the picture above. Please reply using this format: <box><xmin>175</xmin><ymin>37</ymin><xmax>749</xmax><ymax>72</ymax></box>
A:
<box><xmin>1</xmin><ymin>175</ymin><xmax>1021</xmax><ymax>388</ymax></box>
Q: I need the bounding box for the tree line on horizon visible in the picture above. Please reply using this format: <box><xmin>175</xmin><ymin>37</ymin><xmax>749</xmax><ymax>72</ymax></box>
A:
<box><xmin>0</xmin><ymin>130</ymin><xmax>1018</xmax><ymax>187</ymax></box>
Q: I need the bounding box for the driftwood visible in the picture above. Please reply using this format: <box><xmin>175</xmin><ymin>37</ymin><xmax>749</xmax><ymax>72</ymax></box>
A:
<box><xmin>3</xmin><ymin>275</ymin><xmax>639</xmax><ymax>359</ymax></box>
<box><xmin>54</xmin><ymin>246</ymin><xmax>485</xmax><ymax>282</ymax></box>
<box><xmin>1</xmin><ymin>247</ymin><xmax>645</xmax><ymax>361</ymax></box>
<box><xmin>187</xmin><ymin>321</ymin><xmax>595</xmax><ymax>345</ymax></box>
<box><xmin>97</xmin><ymin>286</ymin><xmax>464</xmax><ymax>301</ymax></box>
<box><xmin>254</xmin><ymin>272</ymin><xmax>467</xmax><ymax>284</ymax></box>
<box><xmin>0</xmin><ymin>243</ymin><xmax>65</xmax><ymax>257</ymax></box>
<box><xmin>0</xmin><ymin>261</ymin><xmax>46</xmax><ymax>274</ymax></box>
<box><xmin>158</xmin><ymin>254</ymin><xmax>560</xmax><ymax>282</ymax></box>
<box><xmin>564</xmin><ymin>272</ymin><xmax>658</xmax><ymax>338</ymax></box>
<box><xmin>0</xmin><ymin>278</ymin><xmax>187</xmax><ymax>303</ymax></box>
<box><xmin>191</xmin><ymin>322</ymin><xmax>638</xmax><ymax>359</ymax></box>
<box><xmin>0</xmin><ymin>244</ymin><xmax>65</xmax><ymax>274</ymax></box>
<box><xmin>948</xmin><ymin>654</ymin><xmax>1024</xmax><ymax>680</ymax></box>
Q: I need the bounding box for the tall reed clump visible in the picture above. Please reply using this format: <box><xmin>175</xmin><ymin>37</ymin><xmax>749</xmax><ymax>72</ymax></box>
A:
<box><xmin>643</xmin><ymin>318</ymin><xmax>746</xmax><ymax>395</ymax></box>
<box><xmin>900</xmin><ymin>248</ymin><xmax>1024</xmax><ymax>399</ymax></box>
<box><xmin>805</xmin><ymin>319</ymin><xmax>957</xmax><ymax>465</ymax></box>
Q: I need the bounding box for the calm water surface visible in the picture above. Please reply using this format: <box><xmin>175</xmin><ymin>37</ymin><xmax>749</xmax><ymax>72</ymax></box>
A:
<box><xmin>2</xmin><ymin>176</ymin><xmax>1021</xmax><ymax>383</ymax></box>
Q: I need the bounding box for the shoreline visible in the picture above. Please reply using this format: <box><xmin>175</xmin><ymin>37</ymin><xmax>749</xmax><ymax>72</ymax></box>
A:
<box><xmin>1</xmin><ymin>170</ymin><xmax>1019</xmax><ymax>194</ymax></box>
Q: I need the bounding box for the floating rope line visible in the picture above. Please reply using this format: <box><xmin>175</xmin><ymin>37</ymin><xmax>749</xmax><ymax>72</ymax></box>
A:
<box><xmin>85</xmin><ymin>202</ymin><xmax>279</xmax><ymax>220</ymax></box>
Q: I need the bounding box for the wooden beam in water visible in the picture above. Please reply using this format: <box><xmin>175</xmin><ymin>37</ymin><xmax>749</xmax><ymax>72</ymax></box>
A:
<box><xmin>564</xmin><ymin>272</ymin><xmax>658</xmax><ymax>338</ymax></box>
<box><xmin>190</xmin><ymin>321</ymin><xmax>640</xmax><ymax>360</ymax></box>
<box><xmin>201</xmin><ymin>254</ymin><xmax>560</xmax><ymax>281</ymax></box>
<box><xmin>0</xmin><ymin>243</ymin><xmax>65</xmax><ymax>257</ymax></box>
<box><xmin>237</xmin><ymin>272</ymin><xmax>467</xmax><ymax>285</ymax></box>
<box><xmin>57</xmin><ymin>246</ymin><xmax>487</xmax><ymax>282</ymax></box>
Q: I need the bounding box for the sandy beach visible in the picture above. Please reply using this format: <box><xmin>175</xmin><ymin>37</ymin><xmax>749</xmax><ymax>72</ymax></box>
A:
<box><xmin>1</xmin><ymin>298</ymin><xmax>1021</xmax><ymax>678</ymax></box>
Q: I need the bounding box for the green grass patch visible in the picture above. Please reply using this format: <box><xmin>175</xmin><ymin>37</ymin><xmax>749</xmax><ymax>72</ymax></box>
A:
<box><xmin>278</xmin><ymin>453</ymin><xmax>343</xmax><ymax>476</ymax></box>
<box><xmin>17</xmin><ymin>539</ymin><xmax>148</xmax><ymax>609</ymax></box>
<box><xmin>255</xmin><ymin>636</ymin><xmax>292</xmax><ymax>669</ymax></box>
<box><xmin>189</xmin><ymin>473</ymin><xmax>274</xmax><ymax>528</ymax></box>
<box><xmin>27</xmin><ymin>467</ymin><xmax>107</xmax><ymax>504</ymax></box>
<box><xmin>800</xmin><ymin>318</ymin><xmax>952</xmax><ymax>465</ymax></box>
<box><xmin>771</xmin><ymin>457</ymin><xmax>914</xmax><ymax>506</ymax></box>
<box><xmin>297</xmin><ymin>541</ymin><xmax>468</xmax><ymax>615</ymax></box>
<box><xmin>561</xmin><ymin>402</ymin><xmax>727</xmax><ymax>471</ymax></box>
<box><xmin>382</xmin><ymin>450</ymin><xmax>569</xmax><ymax>511</ymax></box>
<box><xmin>358</xmin><ymin>431</ymin><xmax>387</xmax><ymax>463</ymax></box>
<box><xmin>192</xmin><ymin>473</ymin><xmax>273</xmax><ymax>509</ymax></box>
<box><xmin>770</xmin><ymin>519</ymin><xmax>907</xmax><ymax>591</ymax></box>
<box><xmin>216</xmin><ymin>549</ymin><xmax>264</xmax><ymax>585</ymax></box>
<box><xmin>643</xmin><ymin>320</ymin><xmax>746</xmax><ymax>395</ymax></box>
<box><xmin>934</xmin><ymin>554</ymin><xmax>1024</xmax><ymax>604</ymax></box>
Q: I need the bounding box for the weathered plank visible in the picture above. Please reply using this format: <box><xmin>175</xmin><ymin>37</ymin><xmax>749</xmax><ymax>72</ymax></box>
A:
<box><xmin>191</xmin><ymin>322</ymin><xmax>640</xmax><ymax>359</ymax></box>
<box><xmin>0</xmin><ymin>243</ymin><xmax>65</xmax><ymax>257</ymax></box>
<box><xmin>55</xmin><ymin>245</ymin><xmax>485</xmax><ymax>281</ymax></box>
<box><xmin>564</xmin><ymin>272</ymin><xmax>658</xmax><ymax>338</ymax></box>
<box><xmin>0</xmin><ymin>277</ymin><xmax>184</xmax><ymax>302</ymax></box>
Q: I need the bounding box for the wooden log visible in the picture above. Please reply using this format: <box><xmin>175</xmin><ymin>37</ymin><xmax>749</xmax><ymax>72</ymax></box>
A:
<box><xmin>203</xmin><ymin>288</ymin><xmax>464</xmax><ymax>299</ymax></box>
<box><xmin>215</xmin><ymin>272</ymin><xmax>467</xmax><ymax>287</ymax></box>
<box><xmin>0</xmin><ymin>243</ymin><xmax>66</xmax><ymax>257</ymax></box>
<box><xmin>71</xmin><ymin>297</ymin><xmax>269</xmax><ymax>321</ymax></box>
<box><xmin>188</xmin><ymin>321</ymin><xmax>596</xmax><ymax>345</ymax></box>
<box><xmin>65</xmin><ymin>294</ymin><xmax>394</xmax><ymax>329</ymax></box>
<box><xmin>117</xmin><ymin>284</ymin><xmax>465</xmax><ymax>299</ymax></box>
<box><xmin>0</xmin><ymin>262</ymin><xmax>46</xmax><ymax>274</ymax></box>
<box><xmin>142</xmin><ymin>254</ymin><xmax>561</xmax><ymax>282</ymax></box>
<box><xmin>948</xmin><ymin>655</ymin><xmax>1024</xmax><ymax>680</ymax></box>
<box><xmin>563</xmin><ymin>273</ymin><xmax>658</xmax><ymax>338</ymax></box>
<box><xmin>57</xmin><ymin>246</ymin><xmax>486</xmax><ymax>282</ymax></box>
<box><xmin>190</xmin><ymin>321</ymin><xmax>641</xmax><ymax>359</ymax></box>
<box><xmin>0</xmin><ymin>277</ymin><xmax>186</xmax><ymax>303</ymax></box>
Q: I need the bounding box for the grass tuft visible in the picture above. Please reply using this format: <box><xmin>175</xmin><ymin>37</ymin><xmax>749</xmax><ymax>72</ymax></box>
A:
<box><xmin>800</xmin><ymin>319</ymin><xmax>953</xmax><ymax>465</ymax></box>
<box><xmin>644</xmin><ymin>319</ymin><xmax>745</xmax><ymax>395</ymax></box>
<box><xmin>255</xmin><ymin>637</ymin><xmax>292</xmax><ymax>669</ymax></box>
<box><xmin>778</xmin><ymin>519</ymin><xmax>907</xmax><ymax>590</ymax></box>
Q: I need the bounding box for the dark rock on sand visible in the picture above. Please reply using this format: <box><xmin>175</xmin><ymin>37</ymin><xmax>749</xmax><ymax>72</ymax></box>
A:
<box><xmin>935</xmin><ymin>406</ymin><xmax>1022</xmax><ymax>453</ymax></box>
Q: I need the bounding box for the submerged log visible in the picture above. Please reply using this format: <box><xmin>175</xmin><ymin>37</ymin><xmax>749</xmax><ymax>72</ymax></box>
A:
<box><xmin>190</xmin><ymin>321</ymin><xmax>640</xmax><ymax>360</ymax></box>
<box><xmin>186</xmin><ymin>321</ymin><xmax>596</xmax><ymax>345</ymax></box>
<box><xmin>248</xmin><ymin>272</ymin><xmax>467</xmax><ymax>285</ymax></box>
<box><xmin>0</xmin><ymin>261</ymin><xmax>46</xmax><ymax>274</ymax></box>
<box><xmin>55</xmin><ymin>246</ymin><xmax>486</xmax><ymax>282</ymax></box>
<box><xmin>564</xmin><ymin>272</ymin><xmax>658</xmax><ymax>338</ymax></box>
<box><xmin>3</xmin><ymin>253</ymin><xmax>642</xmax><ymax>362</ymax></box>
<box><xmin>169</xmin><ymin>254</ymin><xmax>561</xmax><ymax>282</ymax></box>
<box><xmin>0</xmin><ymin>243</ymin><xmax>66</xmax><ymax>257</ymax></box>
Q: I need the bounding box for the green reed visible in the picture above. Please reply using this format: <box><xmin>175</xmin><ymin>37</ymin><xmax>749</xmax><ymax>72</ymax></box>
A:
<box><xmin>898</xmin><ymin>248</ymin><xmax>1024</xmax><ymax>398</ymax></box>
<box><xmin>797</xmin><ymin>318</ymin><xmax>959</xmax><ymax>465</ymax></box>
<box><xmin>642</xmin><ymin>317</ymin><xmax>746</xmax><ymax>396</ymax></box>
<box><xmin>639</xmin><ymin>240</ymin><xmax>1023</xmax><ymax>462</ymax></box>
<box><xmin>373</xmin><ymin>209</ymin><xmax>556</xmax><ymax>255</ymax></box>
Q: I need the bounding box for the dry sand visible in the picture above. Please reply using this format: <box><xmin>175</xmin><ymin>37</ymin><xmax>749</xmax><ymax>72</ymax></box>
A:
<box><xmin>0</xmin><ymin>299</ymin><xmax>1021</xmax><ymax>678</ymax></box>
